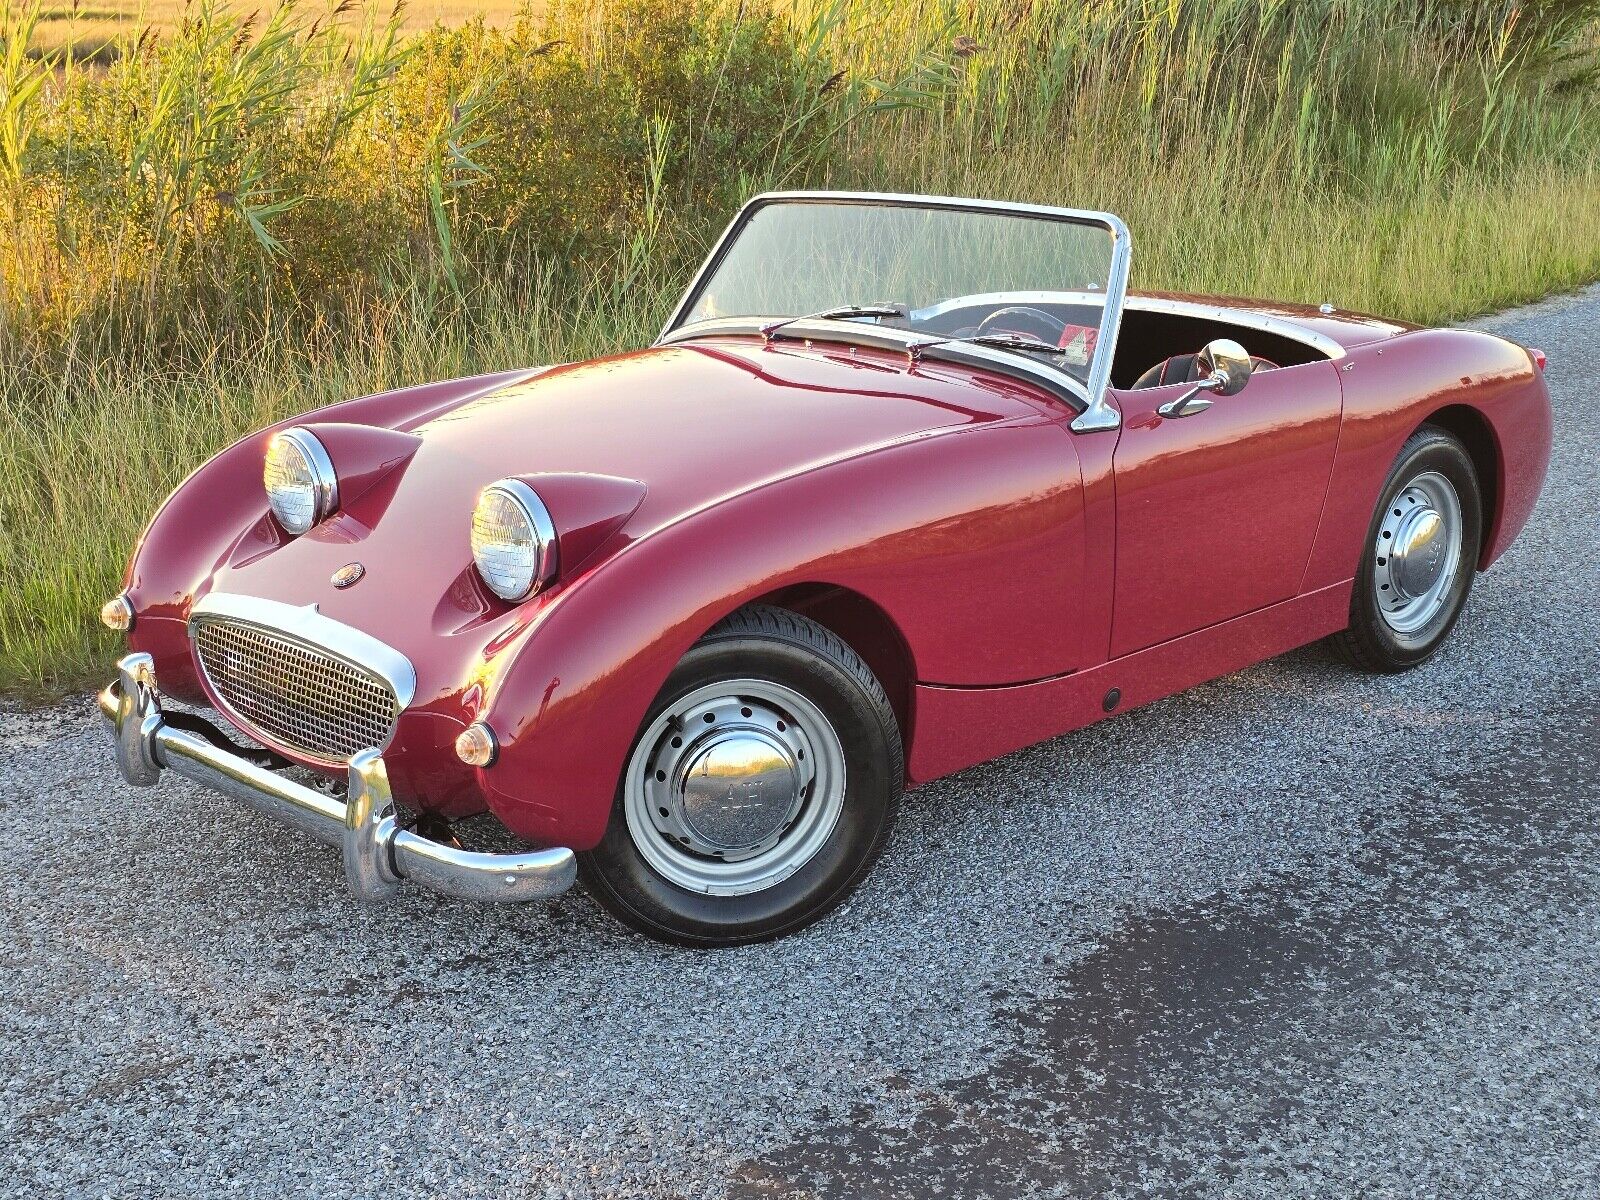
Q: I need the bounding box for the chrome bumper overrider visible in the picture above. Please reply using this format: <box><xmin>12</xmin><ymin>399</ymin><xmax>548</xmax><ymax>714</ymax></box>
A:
<box><xmin>97</xmin><ymin>653</ymin><xmax>577</xmax><ymax>903</ymax></box>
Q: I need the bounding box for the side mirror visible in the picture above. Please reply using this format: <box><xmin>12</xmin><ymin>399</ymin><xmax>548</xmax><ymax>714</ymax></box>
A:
<box><xmin>1197</xmin><ymin>338</ymin><xmax>1253</xmax><ymax>396</ymax></box>
<box><xmin>1158</xmin><ymin>338</ymin><xmax>1254</xmax><ymax>419</ymax></box>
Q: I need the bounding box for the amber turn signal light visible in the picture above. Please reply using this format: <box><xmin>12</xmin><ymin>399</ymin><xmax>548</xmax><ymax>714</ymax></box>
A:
<box><xmin>455</xmin><ymin>722</ymin><xmax>498</xmax><ymax>767</ymax></box>
<box><xmin>100</xmin><ymin>594</ymin><xmax>135</xmax><ymax>632</ymax></box>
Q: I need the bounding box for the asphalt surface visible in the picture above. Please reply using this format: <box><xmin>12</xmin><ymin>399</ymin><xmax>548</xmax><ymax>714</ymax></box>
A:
<box><xmin>2</xmin><ymin>285</ymin><xmax>1597</xmax><ymax>1199</ymax></box>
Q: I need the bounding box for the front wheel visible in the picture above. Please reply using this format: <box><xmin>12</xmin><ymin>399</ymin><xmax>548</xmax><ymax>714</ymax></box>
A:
<box><xmin>579</xmin><ymin>606</ymin><xmax>902</xmax><ymax>946</ymax></box>
<box><xmin>1332</xmin><ymin>425</ymin><xmax>1482</xmax><ymax>672</ymax></box>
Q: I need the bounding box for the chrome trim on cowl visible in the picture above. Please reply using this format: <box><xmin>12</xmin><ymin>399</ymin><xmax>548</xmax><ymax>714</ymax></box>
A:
<box><xmin>657</xmin><ymin>316</ymin><xmax>1091</xmax><ymax>411</ymax></box>
<box><xmin>909</xmin><ymin>292</ymin><xmax>1346</xmax><ymax>364</ymax></box>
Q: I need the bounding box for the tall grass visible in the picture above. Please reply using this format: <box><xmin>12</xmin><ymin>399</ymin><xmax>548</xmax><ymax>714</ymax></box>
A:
<box><xmin>2</xmin><ymin>0</ymin><xmax>1599</xmax><ymax>695</ymax></box>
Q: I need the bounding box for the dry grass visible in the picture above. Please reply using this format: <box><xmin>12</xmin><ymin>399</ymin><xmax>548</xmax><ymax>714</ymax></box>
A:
<box><xmin>26</xmin><ymin>0</ymin><xmax>542</xmax><ymax>61</ymax></box>
<box><xmin>1</xmin><ymin>0</ymin><xmax>1598</xmax><ymax>695</ymax></box>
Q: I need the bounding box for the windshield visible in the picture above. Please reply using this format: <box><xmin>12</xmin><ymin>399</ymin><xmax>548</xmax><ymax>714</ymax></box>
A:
<box><xmin>669</xmin><ymin>197</ymin><xmax>1124</xmax><ymax>389</ymax></box>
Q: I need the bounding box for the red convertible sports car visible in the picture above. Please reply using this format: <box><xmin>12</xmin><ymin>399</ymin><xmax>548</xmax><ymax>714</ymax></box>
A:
<box><xmin>99</xmin><ymin>192</ymin><xmax>1552</xmax><ymax>944</ymax></box>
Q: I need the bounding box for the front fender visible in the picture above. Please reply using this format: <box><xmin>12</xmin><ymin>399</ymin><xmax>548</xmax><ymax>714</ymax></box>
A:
<box><xmin>477</xmin><ymin>414</ymin><xmax>1087</xmax><ymax>850</ymax></box>
<box><xmin>123</xmin><ymin>368</ymin><xmax>546</xmax><ymax>698</ymax></box>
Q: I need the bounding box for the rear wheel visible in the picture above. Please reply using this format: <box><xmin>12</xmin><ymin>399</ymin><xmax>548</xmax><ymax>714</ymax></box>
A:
<box><xmin>580</xmin><ymin>606</ymin><xmax>901</xmax><ymax>946</ymax></box>
<box><xmin>1332</xmin><ymin>426</ymin><xmax>1482</xmax><ymax>672</ymax></box>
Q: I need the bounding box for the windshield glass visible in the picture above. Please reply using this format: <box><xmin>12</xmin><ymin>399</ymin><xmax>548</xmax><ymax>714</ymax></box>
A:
<box><xmin>674</xmin><ymin>198</ymin><xmax>1120</xmax><ymax>386</ymax></box>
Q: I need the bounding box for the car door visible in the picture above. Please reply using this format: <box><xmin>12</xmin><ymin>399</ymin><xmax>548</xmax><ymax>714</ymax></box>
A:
<box><xmin>1108</xmin><ymin>358</ymin><xmax>1344</xmax><ymax>658</ymax></box>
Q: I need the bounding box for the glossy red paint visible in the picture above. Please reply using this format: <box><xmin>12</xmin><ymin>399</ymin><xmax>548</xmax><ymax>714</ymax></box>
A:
<box><xmin>297</xmin><ymin>422</ymin><xmax>424</xmax><ymax>505</ymax></box>
<box><xmin>1300</xmin><ymin>329</ymin><xmax>1550</xmax><ymax>586</ymax></box>
<box><xmin>1108</xmin><ymin>359</ymin><xmax>1343</xmax><ymax>655</ymax></box>
<box><xmin>119</xmin><ymin>297</ymin><xmax>1551</xmax><ymax>851</ymax></box>
<box><xmin>909</xmin><ymin>579</ymin><xmax>1354</xmax><ymax>783</ymax></box>
<box><xmin>480</xmin><ymin>403</ymin><xmax>1086</xmax><ymax>848</ymax></box>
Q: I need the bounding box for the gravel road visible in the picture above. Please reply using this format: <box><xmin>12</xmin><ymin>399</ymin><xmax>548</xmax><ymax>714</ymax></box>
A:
<box><xmin>2</xmin><ymin>286</ymin><xmax>1596</xmax><ymax>1199</ymax></box>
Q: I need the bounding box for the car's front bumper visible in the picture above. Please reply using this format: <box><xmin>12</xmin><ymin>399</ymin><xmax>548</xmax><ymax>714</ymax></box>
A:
<box><xmin>98</xmin><ymin>652</ymin><xmax>577</xmax><ymax>903</ymax></box>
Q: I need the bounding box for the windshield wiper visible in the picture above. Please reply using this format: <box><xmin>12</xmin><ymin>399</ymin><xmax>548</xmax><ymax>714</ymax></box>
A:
<box><xmin>948</xmin><ymin>332</ymin><xmax>1066</xmax><ymax>355</ymax></box>
<box><xmin>907</xmin><ymin>330</ymin><xmax>1076</xmax><ymax>365</ymax></box>
<box><xmin>760</xmin><ymin>304</ymin><xmax>907</xmax><ymax>344</ymax></box>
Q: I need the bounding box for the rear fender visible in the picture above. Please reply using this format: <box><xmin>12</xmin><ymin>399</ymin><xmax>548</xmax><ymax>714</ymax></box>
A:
<box><xmin>1302</xmin><ymin>328</ymin><xmax>1550</xmax><ymax>590</ymax></box>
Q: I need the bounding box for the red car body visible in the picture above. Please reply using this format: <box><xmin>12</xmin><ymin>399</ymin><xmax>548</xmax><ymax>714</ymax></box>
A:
<box><xmin>118</xmin><ymin>284</ymin><xmax>1551</xmax><ymax>855</ymax></box>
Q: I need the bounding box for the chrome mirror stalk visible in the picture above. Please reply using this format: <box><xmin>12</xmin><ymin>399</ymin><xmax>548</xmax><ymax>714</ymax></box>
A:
<box><xmin>1158</xmin><ymin>378</ymin><xmax>1221</xmax><ymax>420</ymax></box>
<box><xmin>1158</xmin><ymin>338</ymin><xmax>1253</xmax><ymax>420</ymax></box>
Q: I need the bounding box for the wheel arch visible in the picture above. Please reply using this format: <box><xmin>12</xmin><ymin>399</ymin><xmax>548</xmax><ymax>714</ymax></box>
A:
<box><xmin>1302</xmin><ymin>328</ymin><xmax>1550</xmax><ymax>590</ymax></box>
<box><xmin>741</xmin><ymin>583</ymin><xmax>916</xmax><ymax>750</ymax></box>
<box><xmin>1419</xmin><ymin>402</ymin><xmax>1501</xmax><ymax>569</ymax></box>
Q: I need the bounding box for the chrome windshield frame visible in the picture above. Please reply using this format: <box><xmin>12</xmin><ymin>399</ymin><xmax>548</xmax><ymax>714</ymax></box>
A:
<box><xmin>656</xmin><ymin>191</ymin><xmax>1132</xmax><ymax>433</ymax></box>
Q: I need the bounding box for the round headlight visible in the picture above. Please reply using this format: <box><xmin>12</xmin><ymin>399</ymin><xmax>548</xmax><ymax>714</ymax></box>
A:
<box><xmin>471</xmin><ymin>480</ymin><xmax>559</xmax><ymax>602</ymax></box>
<box><xmin>264</xmin><ymin>428</ymin><xmax>338</xmax><ymax>535</ymax></box>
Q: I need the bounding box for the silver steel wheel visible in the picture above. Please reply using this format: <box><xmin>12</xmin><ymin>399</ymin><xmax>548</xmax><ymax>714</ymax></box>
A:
<box><xmin>1373</xmin><ymin>469</ymin><xmax>1463</xmax><ymax>635</ymax></box>
<box><xmin>622</xmin><ymin>678</ymin><xmax>847</xmax><ymax>897</ymax></box>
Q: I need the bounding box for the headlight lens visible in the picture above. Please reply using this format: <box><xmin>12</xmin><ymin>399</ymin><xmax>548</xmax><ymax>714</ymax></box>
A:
<box><xmin>264</xmin><ymin>428</ymin><xmax>338</xmax><ymax>535</ymax></box>
<box><xmin>471</xmin><ymin>480</ymin><xmax>559</xmax><ymax>602</ymax></box>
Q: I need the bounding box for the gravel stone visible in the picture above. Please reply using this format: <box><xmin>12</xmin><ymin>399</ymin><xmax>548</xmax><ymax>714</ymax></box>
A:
<box><xmin>1</xmin><ymin>285</ymin><xmax>1595</xmax><ymax>1198</ymax></box>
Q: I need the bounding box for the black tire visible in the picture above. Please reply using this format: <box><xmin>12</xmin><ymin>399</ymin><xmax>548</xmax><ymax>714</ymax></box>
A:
<box><xmin>579</xmin><ymin>605</ymin><xmax>902</xmax><ymax>946</ymax></box>
<box><xmin>1331</xmin><ymin>425</ymin><xmax>1482</xmax><ymax>672</ymax></box>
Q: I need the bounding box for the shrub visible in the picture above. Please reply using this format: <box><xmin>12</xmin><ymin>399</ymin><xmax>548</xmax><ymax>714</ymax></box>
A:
<box><xmin>2</xmin><ymin>0</ymin><xmax>1600</xmax><ymax>693</ymax></box>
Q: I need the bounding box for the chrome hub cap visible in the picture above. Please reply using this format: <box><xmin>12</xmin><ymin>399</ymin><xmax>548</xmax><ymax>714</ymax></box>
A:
<box><xmin>677</xmin><ymin>721</ymin><xmax>801</xmax><ymax>856</ymax></box>
<box><xmin>623</xmin><ymin>679</ymin><xmax>846</xmax><ymax>896</ymax></box>
<box><xmin>1373</xmin><ymin>470</ymin><xmax>1462</xmax><ymax>635</ymax></box>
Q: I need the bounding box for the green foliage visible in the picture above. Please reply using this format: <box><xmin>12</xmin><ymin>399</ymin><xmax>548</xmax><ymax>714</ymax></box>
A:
<box><xmin>1</xmin><ymin>0</ymin><xmax>1599</xmax><ymax>694</ymax></box>
<box><xmin>0</xmin><ymin>0</ymin><xmax>937</xmax><ymax>361</ymax></box>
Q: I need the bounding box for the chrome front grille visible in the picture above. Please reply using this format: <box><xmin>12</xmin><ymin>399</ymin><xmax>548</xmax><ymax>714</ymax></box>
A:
<box><xmin>192</xmin><ymin>617</ymin><xmax>400</xmax><ymax>762</ymax></box>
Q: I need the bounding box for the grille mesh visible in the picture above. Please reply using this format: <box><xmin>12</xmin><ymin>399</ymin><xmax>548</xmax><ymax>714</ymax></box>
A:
<box><xmin>192</xmin><ymin>618</ymin><xmax>399</xmax><ymax>762</ymax></box>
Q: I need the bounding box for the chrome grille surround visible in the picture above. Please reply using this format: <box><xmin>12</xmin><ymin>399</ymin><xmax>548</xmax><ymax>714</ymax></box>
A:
<box><xmin>188</xmin><ymin>593</ymin><xmax>416</xmax><ymax>765</ymax></box>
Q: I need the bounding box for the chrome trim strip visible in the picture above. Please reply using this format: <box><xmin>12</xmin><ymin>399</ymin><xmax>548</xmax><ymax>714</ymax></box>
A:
<box><xmin>656</xmin><ymin>316</ymin><xmax>1091</xmax><ymax>410</ymax></box>
<box><xmin>271</xmin><ymin>427</ymin><xmax>339</xmax><ymax>532</ymax></box>
<box><xmin>99</xmin><ymin>654</ymin><xmax>577</xmax><ymax>904</ymax></box>
<box><xmin>1128</xmin><ymin>295</ymin><xmax>1347</xmax><ymax>360</ymax></box>
<box><xmin>188</xmin><ymin>592</ymin><xmax>417</xmax><ymax>711</ymax></box>
<box><xmin>656</xmin><ymin>191</ymin><xmax>1131</xmax><ymax>432</ymax></box>
<box><xmin>913</xmin><ymin>290</ymin><xmax>1348</xmax><ymax>362</ymax></box>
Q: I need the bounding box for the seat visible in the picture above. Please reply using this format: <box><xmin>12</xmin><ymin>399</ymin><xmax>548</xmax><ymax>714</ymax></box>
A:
<box><xmin>1132</xmin><ymin>351</ymin><xmax>1278</xmax><ymax>390</ymax></box>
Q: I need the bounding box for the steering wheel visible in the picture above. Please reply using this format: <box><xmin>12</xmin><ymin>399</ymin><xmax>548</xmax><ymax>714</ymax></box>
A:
<box><xmin>975</xmin><ymin>306</ymin><xmax>1068</xmax><ymax>345</ymax></box>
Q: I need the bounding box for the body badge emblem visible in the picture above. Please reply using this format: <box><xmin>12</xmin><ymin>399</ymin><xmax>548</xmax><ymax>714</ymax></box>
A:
<box><xmin>331</xmin><ymin>562</ymin><xmax>366</xmax><ymax>589</ymax></box>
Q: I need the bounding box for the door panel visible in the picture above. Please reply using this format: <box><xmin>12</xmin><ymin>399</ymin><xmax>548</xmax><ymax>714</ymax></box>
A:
<box><xmin>1109</xmin><ymin>360</ymin><xmax>1343</xmax><ymax>657</ymax></box>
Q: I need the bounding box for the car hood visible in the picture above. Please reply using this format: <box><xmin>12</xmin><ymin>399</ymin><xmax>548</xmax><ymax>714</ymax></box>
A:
<box><xmin>204</xmin><ymin>335</ymin><xmax>1050</xmax><ymax>658</ymax></box>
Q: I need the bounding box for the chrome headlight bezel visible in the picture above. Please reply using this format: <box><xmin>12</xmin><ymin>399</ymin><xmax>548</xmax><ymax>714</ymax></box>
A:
<box><xmin>264</xmin><ymin>428</ymin><xmax>338</xmax><ymax>535</ymax></box>
<box><xmin>471</xmin><ymin>479</ymin><xmax>559</xmax><ymax>603</ymax></box>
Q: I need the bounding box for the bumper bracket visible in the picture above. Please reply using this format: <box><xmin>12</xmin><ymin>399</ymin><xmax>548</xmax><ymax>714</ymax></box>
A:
<box><xmin>98</xmin><ymin>653</ymin><xmax>577</xmax><ymax>904</ymax></box>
